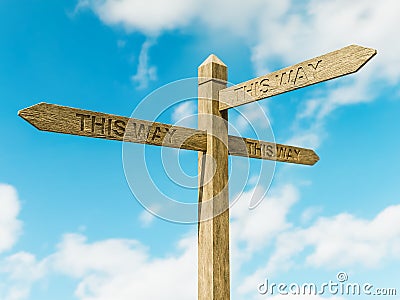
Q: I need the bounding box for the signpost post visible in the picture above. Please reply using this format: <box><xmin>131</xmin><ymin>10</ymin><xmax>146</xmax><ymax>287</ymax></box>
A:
<box><xmin>197</xmin><ymin>54</ymin><xmax>230</xmax><ymax>300</ymax></box>
<box><xmin>19</xmin><ymin>44</ymin><xmax>376</xmax><ymax>299</ymax></box>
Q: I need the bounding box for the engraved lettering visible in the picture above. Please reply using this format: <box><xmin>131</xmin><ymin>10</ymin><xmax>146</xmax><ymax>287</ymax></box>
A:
<box><xmin>137</xmin><ymin>123</ymin><xmax>147</xmax><ymax>139</ymax></box>
<box><xmin>165</xmin><ymin>128</ymin><xmax>177</xmax><ymax>143</ymax></box>
<box><xmin>308</xmin><ymin>59</ymin><xmax>322</xmax><ymax>71</ymax></box>
<box><xmin>91</xmin><ymin>116</ymin><xmax>106</xmax><ymax>134</ymax></box>
<box><xmin>76</xmin><ymin>113</ymin><xmax>90</xmax><ymax>131</ymax></box>
<box><xmin>280</xmin><ymin>70</ymin><xmax>293</xmax><ymax>85</ymax></box>
<box><xmin>234</xmin><ymin>86</ymin><xmax>243</xmax><ymax>93</ymax></box>
<box><xmin>254</xmin><ymin>81</ymin><xmax>259</xmax><ymax>98</ymax></box>
<box><xmin>246</xmin><ymin>141</ymin><xmax>254</xmax><ymax>155</ymax></box>
<box><xmin>245</xmin><ymin>83</ymin><xmax>254</xmax><ymax>96</ymax></box>
<box><xmin>107</xmin><ymin>118</ymin><xmax>112</xmax><ymax>136</ymax></box>
<box><xmin>280</xmin><ymin>73</ymin><xmax>285</xmax><ymax>85</ymax></box>
<box><xmin>277</xmin><ymin>146</ymin><xmax>287</xmax><ymax>159</ymax></box>
<box><xmin>254</xmin><ymin>142</ymin><xmax>262</xmax><ymax>156</ymax></box>
<box><xmin>130</xmin><ymin>122</ymin><xmax>137</xmax><ymax>138</ymax></box>
<box><xmin>287</xmin><ymin>149</ymin><xmax>293</xmax><ymax>159</ymax></box>
<box><xmin>113</xmin><ymin>120</ymin><xmax>126</xmax><ymax>137</ymax></box>
<box><xmin>294</xmin><ymin>149</ymin><xmax>301</xmax><ymax>159</ymax></box>
<box><xmin>234</xmin><ymin>86</ymin><xmax>245</xmax><ymax>103</ymax></box>
<box><xmin>259</xmin><ymin>78</ymin><xmax>269</xmax><ymax>94</ymax></box>
<box><xmin>293</xmin><ymin>66</ymin><xmax>308</xmax><ymax>85</ymax></box>
<box><xmin>151</xmin><ymin>126</ymin><xmax>162</xmax><ymax>141</ymax></box>
<box><xmin>266</xmin><ymin>144</ymin><xmax>274</xmax><ymax>157</ymax></box>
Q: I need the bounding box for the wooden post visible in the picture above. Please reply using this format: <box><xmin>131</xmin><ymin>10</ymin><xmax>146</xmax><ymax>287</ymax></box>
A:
<box><xmin>198</xmin><ymin>54</ymin><xmax>230</xmax><ymax>300</ymax></box>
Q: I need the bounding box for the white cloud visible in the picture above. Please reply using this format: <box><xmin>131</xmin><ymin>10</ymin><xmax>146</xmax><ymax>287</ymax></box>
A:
<box><xmin>300</xmin><ymin>206</ymin><xmax>322</xmax><ymax>224</ymax></box>
<box><xmin>0</xmin><ymin>252</ymin><xmax>45</xmax><ymax>300</ymax></box>
<box><xmin>285</xmin><ymin>131</ymin><xmax>322</xmax><ymax>150</ymax></box>
<box><xmin>79</xmin><ymin>0</ymin><xmax>400</xmax><ymax>87</ymax></box>
<box><xmin>77</xmin><ymin>0</ymin><xmax>198</xmax><ymax>36</ymax></box>
<box><xmin>0</xmin><ymin>233</ymin><xmax>197</xmax><ymax>300</ymax></box>
<box><xmin>171</xmin><ymin>100</ymin><xmax>197</xmax><ymax>128</ymax></box>
<box><xmin>79</xmin><ymin>0</ymin><xmax>400</xmax><ymax>78</ymax></box>
<box><xmin>131</xmin><ymin>39</ymin><xmax>157</xmax><ymax>90</ymax></box>
<box><xmin>50</xmin><ymin>233</ymin><xmax>197</xmax><ymax>300</ymax></box>
<box><xmin>251</xmin><ymin>0</ymin><xmax>399</xmax><ymax>79</ymax></box>
<box><xmin>231</xmin><ymin>102</ymin><xmax>271</xmax><ymax>135</ymax></box>
<box><xmin>238</xmin><ymin>204</ymin><xmax>400</xmax><ymax>295</ymax></box>
<box><xmin>230</xmin><ymin>184</ymin><xmax>298</xmax><ymax>264</ymax></box>
<box><xmin>0</xmin><ymin>183</ymin><xmax>398</xmax><ymax>300</ymax></box>
<box><xmin>138</xmin><ymin>209</ymin><xmax>155</xmax><ymax>227</ymax></box>
<box><xmin>0</xmin><ymin>184</ymin><xmax>22</xmax><ymax>254</ymax></box>
<box><xmin>303</xmin><ymin>205</ymin><xmax>400</xmax><ymax>268</ymax></box>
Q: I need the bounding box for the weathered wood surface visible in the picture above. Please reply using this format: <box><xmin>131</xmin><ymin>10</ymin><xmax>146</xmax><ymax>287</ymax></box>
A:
<box><xmin>228</xmin><ymin>135</ymin><xmax>319</xmax><ymax>165</ymax></box>
<box><xmin>18</xmin><ymin>102</ymin><xmax>206</xmax><ymax>151</ymax></box>
<box><xmin>18</xmin><ymin>102</ymin><xmax>319</xmax><ymax>165</ymax></box>
<box><xmin>219</xmin><ymin>44</ymin><xmax>377</xmax><ymax>110</ymax></box>
<box><xmin>197</xmin><ymin>54</ymin><xmax>230</xmax><ymax>300</ymax></box>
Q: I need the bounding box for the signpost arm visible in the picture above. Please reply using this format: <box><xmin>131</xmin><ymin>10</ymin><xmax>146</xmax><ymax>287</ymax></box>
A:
<box><xmin>198</xmin><ymin>54</ymin><xmax>230</xmax><ymax>300</ymax></box>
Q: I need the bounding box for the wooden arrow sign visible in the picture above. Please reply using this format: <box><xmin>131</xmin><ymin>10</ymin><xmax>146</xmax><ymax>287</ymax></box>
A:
<box><xmin>18</xmin><ymin>102</ymin><xmax>207</xmax><ymax>151</ymax></box>
<box><xmin>228</xmin><ymin>136</ymin><xmax>319</xmax><ymax>165</ymax></box>
<box><xmin>18</xmin><ymin>102</ymin><xmax>319</xmax><ymax>165</ymax></box>
<box><xmin>219</xmin><ymin>44</ymin><xmax>377</xmax><ymax>110</ymax></box>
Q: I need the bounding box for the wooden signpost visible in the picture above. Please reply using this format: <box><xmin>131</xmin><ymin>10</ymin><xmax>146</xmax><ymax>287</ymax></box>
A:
<box><xmin>19</xmin><ymin>44</ymin><xmax>376</xmax><ymax>299</ymax></box>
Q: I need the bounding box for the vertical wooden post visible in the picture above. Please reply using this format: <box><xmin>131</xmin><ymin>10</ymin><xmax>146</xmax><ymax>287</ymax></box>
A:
<box><xmin>198</xmin><ymin>54</ymin><xmax>230</xmax><ymax>300</ymax></box>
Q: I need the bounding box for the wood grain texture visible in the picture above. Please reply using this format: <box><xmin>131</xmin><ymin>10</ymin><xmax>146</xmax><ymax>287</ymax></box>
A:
<box><xmin>219</xmin><ymin>44</ymin><xmax>377</xmax><ymax>110</ymax></box>
<box><xmin>18</xmin><ymin>102</ymin><xmax>207</xmax><ymax>151</ymax></box>
<box><xmin>228</xmin><ymin>136</ymin><xmax>319</xmax><ymax>166</ymax></box>
<box><xmin>18</xmin><ymin>102</ymin><xmax>319</xmax><ymax>165</ymax></box>
<box><xmin>198</xmin><ymin>54</ymin><xmax>230</xmax><ymax>300</ymax></box>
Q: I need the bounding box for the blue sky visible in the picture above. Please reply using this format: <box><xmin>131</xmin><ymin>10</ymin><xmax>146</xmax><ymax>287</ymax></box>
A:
<box><xmin>1</xmin><ymin>0</ymin><xmax>400</xmax><ymax>299</ymax></box>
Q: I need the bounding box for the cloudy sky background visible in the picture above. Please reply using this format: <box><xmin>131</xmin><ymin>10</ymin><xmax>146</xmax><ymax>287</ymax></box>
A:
<box><xmin>1</xmin><ymin>0</ymin><xmax>400</xmax><ymax>299</ymax></box>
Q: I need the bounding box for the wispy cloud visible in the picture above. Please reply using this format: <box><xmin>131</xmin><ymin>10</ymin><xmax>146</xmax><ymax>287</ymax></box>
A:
<box><xmin>138</xmin><ymin>210</ymin><xmax>155</xmax><ymax>228</ymax></box>
<box><xmin>171</xmin><ymin>101</ymin><xmax>197</xmax><ymax>128</ymax></box>
<box><xmin>131</xmin><ymin>39</ymin><xmax>157</xmax><ymax>90</ymax></box>
<box><xmin>238</xmin><ymin>203</ymin><xmax>400</xmax><ymax>295</ymax></box>
<box><xmin>76</xmin><ymin>0</ymin><xmax>198</xmax><ymax>36</ymax></box>
<box><xmin>0</xmin><ymin>252</ymin><xmax>46</xmax><ymax>300</ymax></box>
<box><xmin>230</xmin><ymin>184</ymin><xmax>298</xmax><ymax>264</ymax></box>
<box><xmin>1</xmin><ymin>233</ymin><xmax>197</xmax><ymax>300</ymax></box>
<box><xmin>0</xmin><ymin>184</ymin><xmax>22</xmax><ymax>254</ymax></box>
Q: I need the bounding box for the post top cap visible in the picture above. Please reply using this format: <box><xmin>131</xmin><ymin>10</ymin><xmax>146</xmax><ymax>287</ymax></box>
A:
<box><xmin>199</xmin><ymin>54</ymin><xmax>226</xmax><ymax>67</ymax></box>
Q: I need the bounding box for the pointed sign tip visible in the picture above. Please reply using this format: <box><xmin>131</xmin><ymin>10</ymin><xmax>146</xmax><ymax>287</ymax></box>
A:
<box><xmin>349</xmin><ymin>44</ymin><xmax>377</xmax><ymax>73</ymax></box>
<box><xmin>18</xmin><ymin>103</ymin><xmax>47</xmax><ymax>130</ymax></box>
<box><xmin>17</xmin><ymin>108</ymin><xmax>28</xmax><ymax>119</ymax></box>
<box><xmin>350</xmin><ymin>44</ymin><xmax>377</xmax><ymax>53</ymax></box>
<box><xmin>199</xmin><ymin>54</ymin><xmax>226</xmax><ymax>67</ymax></box>
<box><xmin>313</xmin><ymin>152</ymin><xmax>320</xmax><ymax>165</ymax></box>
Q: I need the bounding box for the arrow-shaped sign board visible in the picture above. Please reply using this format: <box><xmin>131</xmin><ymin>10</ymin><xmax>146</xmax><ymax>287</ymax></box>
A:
<box><xmin>228</xmin><ymin>135</ymin><xmax>319</xmax><ymax>166</ymax></box>
<box><xmin>19</xmin><ymin>103</ymin><xmax>319</xmax><ymax>165</ymax></box>
<box><xmin>18</xmin><ymin>102</ymin><xmax>207</xmax><ymax>151</ymax></box>
<box><xmin>219</xmin><ymin>45</ymin><xmax>377</xmax><ymax>110</ymax></box>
